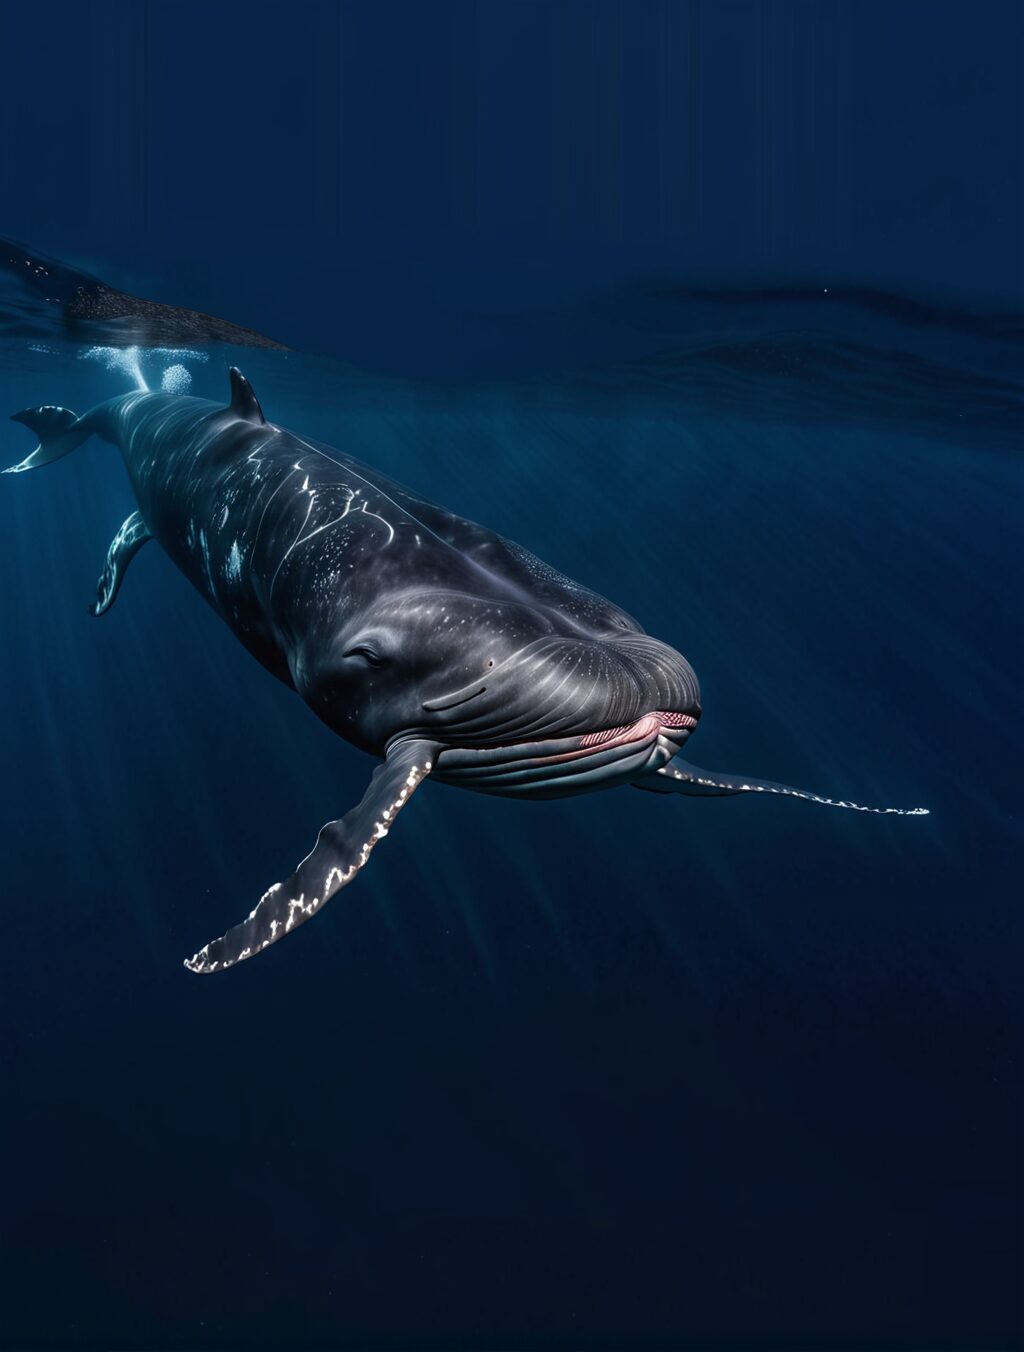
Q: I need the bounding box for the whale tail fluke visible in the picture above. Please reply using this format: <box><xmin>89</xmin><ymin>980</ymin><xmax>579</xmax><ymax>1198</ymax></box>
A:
<box><xmin>5</xmin><ymin>404</ymin><xmax>88</xmax><ymax>473</ymax></box>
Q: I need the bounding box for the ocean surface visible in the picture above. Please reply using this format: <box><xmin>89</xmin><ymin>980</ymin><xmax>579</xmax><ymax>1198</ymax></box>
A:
<box><xmin>1</xmin><ymin>248</ymin><xmax>1020</xmax><ymax>1349</ymax></box>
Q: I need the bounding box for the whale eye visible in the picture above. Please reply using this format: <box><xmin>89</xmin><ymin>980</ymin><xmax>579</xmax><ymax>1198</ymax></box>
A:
<box><xmin>344</xmin><ymin>644</ymin><xmax>385</xmax><ymax>669</ymax></box>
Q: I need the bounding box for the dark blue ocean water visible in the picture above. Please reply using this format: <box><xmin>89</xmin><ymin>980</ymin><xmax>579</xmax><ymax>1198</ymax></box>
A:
<box><xmin>1</xmin><ymin>3</ymin><xmax>1022</xmax><ymax>1349</ymax></box>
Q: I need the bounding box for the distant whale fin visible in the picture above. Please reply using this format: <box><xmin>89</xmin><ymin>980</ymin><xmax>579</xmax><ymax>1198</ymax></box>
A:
<box><xmin>227</xmin><ymin>366</ymin><xmax>265</xmax><ymax>425</ymax></box>
<box><xmin>183</xmin><ymin>739</ymin><xmax>438</xmax><ymax>974</ymax></box>
<box><xmin>88</xmin><ymin>511</ymin><xmax>153</xmax><ymax>617</ymax></box>
<box><xmin>633</xmin><ymin>758</ymin><xmax>929</xmax><ymax>815</ymax></box>
<box><xmin>4</xmin><ymin>405</ymin><xmax>89</xmax><ymax>473</ymax></box>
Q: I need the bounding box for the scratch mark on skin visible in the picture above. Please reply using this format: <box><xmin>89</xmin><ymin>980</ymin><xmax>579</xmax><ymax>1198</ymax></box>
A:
<box><xmin>198</xmin><ymin>527</ymin><xmax>216</xmax><ymax>597</ymax></box>
<box><xmin>251</xmin><ymin>460</ymin><xmax>304</xmax><ymax>554</ymax></box>
<box><xmin>357</xmin><ymin>499</ymin><xmax>396</xmax><ymax>544</ymax></box>
<box><xmin>287</xmin><ymin>431</ymin><xmax>441</xmax><ymax>547</ymax></box>
<box><xmin>245</xmin><ymin>437</ymin><xmax>274</xmax><ymax>469</ymax></box>
<box><xmin>267</xmin><ymin>481</ymin><xmax>395</xmax><ymax>601</ymax></box>
<box><xmin>268</xmin><ymin>490</ymin><xmax>317</xmax><ymax>600</ymax></box>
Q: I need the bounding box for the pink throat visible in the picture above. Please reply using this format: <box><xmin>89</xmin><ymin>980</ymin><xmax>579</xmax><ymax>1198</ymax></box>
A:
<box><xmin>579</xmin><ymin>709</ymin><xmax>698</xmax><ymax>750</ymax></box>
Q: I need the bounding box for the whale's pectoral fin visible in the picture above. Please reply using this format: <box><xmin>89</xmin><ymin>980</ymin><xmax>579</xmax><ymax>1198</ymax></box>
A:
<box><xmin>632</xmin><ymin>764</ymin><xmax>740</xmax><ymax>797</ymax></box>
<box><xmin>88</xmin><ymin>511</ymin><xmax>153</xmax><ymax>616</ymax></box>
<box><xmin>184</xmin><ymin>740</ymin><xmax>438</xmax><ymax>975</ymax></box>
<box><xmin>633</xmin><ymin>758</ymin><xmax>929</xmax><ymax>815</ymax></box>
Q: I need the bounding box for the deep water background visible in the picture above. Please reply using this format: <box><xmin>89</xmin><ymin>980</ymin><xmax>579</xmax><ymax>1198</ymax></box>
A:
<box><xmin>1</xmin><ymin>3</ymin><xmax>1022</xmax><ymax>1350</ymax></box>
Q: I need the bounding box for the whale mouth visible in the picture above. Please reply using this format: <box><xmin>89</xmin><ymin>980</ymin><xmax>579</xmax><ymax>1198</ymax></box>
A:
<box><xmin>579</xmin><ymin>709</ymin><xmax>698</xmax><ymax>749</ymax></box>
<box><xmin>431</xmin><ymin>709</ymin><xmax>699</xmax><ymax>798</ymax></box>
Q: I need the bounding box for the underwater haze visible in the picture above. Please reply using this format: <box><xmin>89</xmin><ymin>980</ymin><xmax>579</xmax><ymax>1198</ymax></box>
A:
<box><xmin>1</xmin><ymin>2</ymin><xmax>1022</xmax><ymax>1349</ymax></box>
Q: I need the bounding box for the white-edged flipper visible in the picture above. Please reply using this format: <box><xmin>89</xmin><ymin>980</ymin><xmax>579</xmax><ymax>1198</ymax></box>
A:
<box><xmin>184</xmin><ymin>740</ymin><xmax>438</xmax><ymax>974</ymax></box>
<box><xmin>89</xmin><ymin>511</ymin><xmax>153</xmax><ymax>616</ymax></box>
<box><xmin>633</xmin><ymin>758</ymin><xmax>929</xmax><ymax>815</ymax></box>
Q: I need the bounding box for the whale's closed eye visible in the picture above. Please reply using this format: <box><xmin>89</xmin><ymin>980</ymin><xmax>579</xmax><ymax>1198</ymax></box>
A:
<box><xmin>344</xmin><ymin>644</ymin><xmax>385</xmax><ymax>668</ymax></box>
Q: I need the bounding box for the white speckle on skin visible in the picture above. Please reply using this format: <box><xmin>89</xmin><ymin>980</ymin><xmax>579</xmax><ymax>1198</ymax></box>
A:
<box><xmin>224</xmin><ymin>539</ymin><xmax>243</xmax><ymax>582</ymax></box>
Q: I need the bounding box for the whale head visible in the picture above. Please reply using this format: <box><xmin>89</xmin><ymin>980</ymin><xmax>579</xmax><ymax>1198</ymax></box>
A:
<box><xmin>295</xmin><ymin>587</ymin><xmax>702</xmax><ymax>798</ymax></box>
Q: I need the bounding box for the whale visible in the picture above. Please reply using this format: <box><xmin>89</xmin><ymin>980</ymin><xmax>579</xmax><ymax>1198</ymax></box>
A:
<box><xmin>5</xmin><ymin>369</ymin><xmax>928</xmax><ymax>973</ymax></box>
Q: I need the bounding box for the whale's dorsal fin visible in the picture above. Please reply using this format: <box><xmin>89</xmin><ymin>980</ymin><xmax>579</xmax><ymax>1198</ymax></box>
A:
<box><xmin>227</xmin><ymin>367</ymin><xmax>265</xmax><ymax>424</ymax></box>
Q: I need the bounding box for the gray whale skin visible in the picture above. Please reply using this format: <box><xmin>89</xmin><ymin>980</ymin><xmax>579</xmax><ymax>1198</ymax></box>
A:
<box><xmin>5</xmin><ymin>370</ymin><xmax>927</xmax><ymax>973</ymax></box>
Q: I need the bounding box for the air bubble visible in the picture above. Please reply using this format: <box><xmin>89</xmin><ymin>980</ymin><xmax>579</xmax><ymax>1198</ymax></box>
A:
<box><xmin>161</xmin><ymin>364</ymin><xmax>191</xmax><ymax>394</ymax></box>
